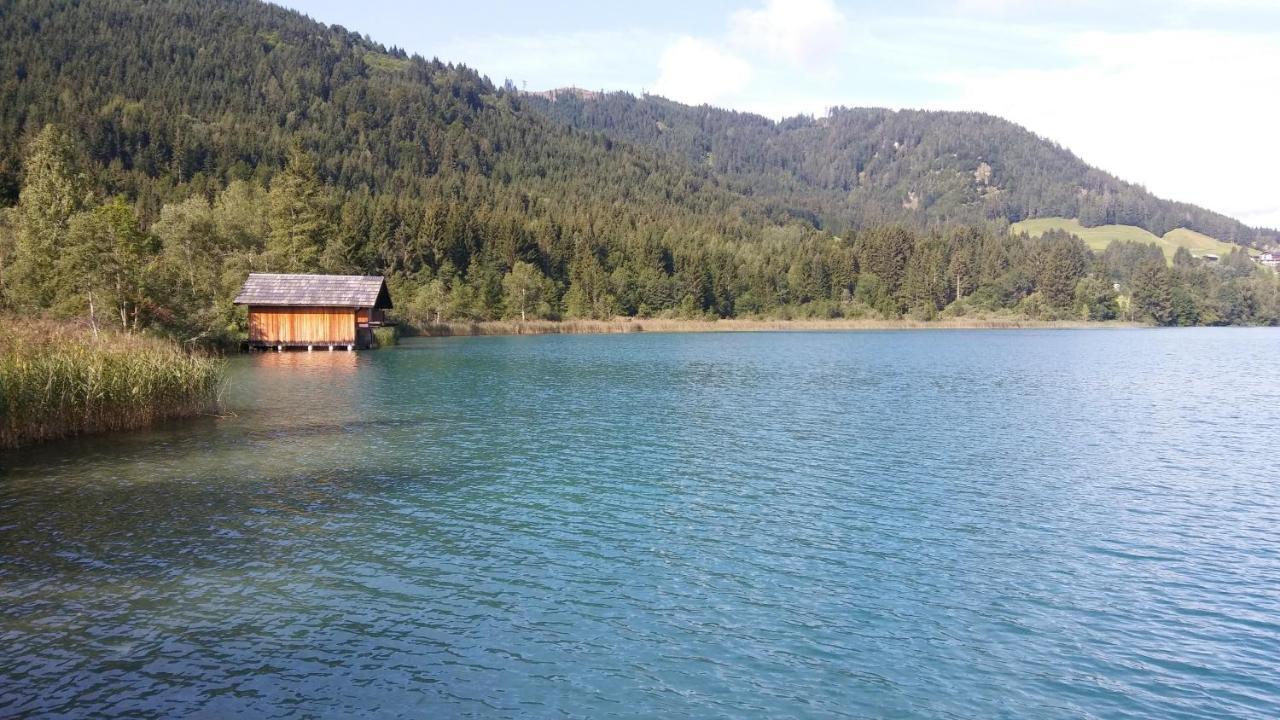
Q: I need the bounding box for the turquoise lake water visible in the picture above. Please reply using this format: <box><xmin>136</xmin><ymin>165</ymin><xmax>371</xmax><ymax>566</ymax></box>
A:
<box><xmin>3</xmin><ymin>328</ymin><xmax>1280</xmax><ymax>718</ymax></box>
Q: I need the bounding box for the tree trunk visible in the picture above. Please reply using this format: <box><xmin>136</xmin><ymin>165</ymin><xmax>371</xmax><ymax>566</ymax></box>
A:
<box><xmin>88</xmin><ymin>291</ymin><xmax>99</xmax><ymax>341</ymax></box>
<box><xmin>116</xmin><ymin>273</ymin><xmax>127</xmax><ymax>330</ymax></box>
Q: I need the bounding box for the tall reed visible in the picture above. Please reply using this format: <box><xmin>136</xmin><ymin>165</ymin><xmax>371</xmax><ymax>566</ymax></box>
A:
<box><xmin>0</xmin><ymin>318</ymin><xmax>224</xmax><ymax>449</ymax></box>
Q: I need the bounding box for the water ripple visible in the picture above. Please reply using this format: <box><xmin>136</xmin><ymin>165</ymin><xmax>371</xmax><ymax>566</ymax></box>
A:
<box><xmin>3</xmin><ymin>329</ymin><xmax>1280</xmax><ymax>718</ymax></box>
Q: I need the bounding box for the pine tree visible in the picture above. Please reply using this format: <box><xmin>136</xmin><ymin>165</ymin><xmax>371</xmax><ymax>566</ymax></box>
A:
<box><xmin>12</xmin><ymin>125</ymin><xmax>89</xmax><ymax>307</ymax></box>
<box><xmin>265</xmin><ymin>148</ymin><xmax>328</xmax><ymax>273</ymax></box>
<box><xmin>1038</xmin><ymin>234</ymin><xmax>1088</xmax><ymax>307</ymax></box>
<box><xmin>564</xmin><ymin>253</ymin><xmax>616</xmax><ymax>319</ymax></box>
<box><xmin>1130</xmin><ymin>259</ymin><xmax>1175</xmax><ymax>325</ymax></box>
<box><xmin>857</xmin><ymin>226</ymin><xmax>914</xmax><ymax>310</ymax></box>
<box><xmin>903</xmin><ymin>237</ymin><xmax>948</xmax><ymax>315</ymax></box>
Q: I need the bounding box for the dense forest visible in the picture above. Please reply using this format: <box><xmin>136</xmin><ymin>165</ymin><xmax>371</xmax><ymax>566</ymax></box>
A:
<box><xmin>528</xmin><ymin>92</ymin><xmax>1280</xmax><ymax>247</ymax></box>
<box><xmin>0</xmin><ymin>0</ymin><xmax>1277</xmax><ymax>342</ymax></box>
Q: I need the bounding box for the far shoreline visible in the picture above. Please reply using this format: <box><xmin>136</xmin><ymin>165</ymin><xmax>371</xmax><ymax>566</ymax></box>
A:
<box><xmin>403</xmin><ymin>317</ymin><xmax>1147</xmax><ymax>338</ymax></box>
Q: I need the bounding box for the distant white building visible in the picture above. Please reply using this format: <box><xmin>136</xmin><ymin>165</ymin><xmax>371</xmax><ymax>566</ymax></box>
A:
<box><xmin>1259</xmin><ymin>251</ymin><xmax>1280</xmax><ymax>268</ymax></box>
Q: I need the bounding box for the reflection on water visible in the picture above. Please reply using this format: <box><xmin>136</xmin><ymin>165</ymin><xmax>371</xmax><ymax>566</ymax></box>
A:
<box><xmin>249</xmin><ymin>346</ymin><xmax>361</xmax><ymax>372</ymax></box>
<box><xmin>3</xmin><ymin>329</ymin><xmax>1280</xmax><ymax>718</ymax></box>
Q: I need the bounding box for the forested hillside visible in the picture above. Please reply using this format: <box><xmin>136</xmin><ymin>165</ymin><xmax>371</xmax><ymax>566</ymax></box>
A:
<box><xmin>526</xmin><ymin>92</ymin><xmax>1278</xmax><ymax>247</ymax></box>
<box><xmin>0</xmin><ymin>0</ymin><xmax>1276</xmax><ymax>338</ymax></box>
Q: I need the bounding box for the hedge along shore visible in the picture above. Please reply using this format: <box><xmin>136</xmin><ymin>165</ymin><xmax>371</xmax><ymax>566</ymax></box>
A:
<box><xmin>1</xmin><ymin>318</ymin><xmax>225</xmax><ymax>450</ymax></box>
<box><xmin>406</xmin><ymin>316</ymin><xmax>1141</xmax><ymax>337</ymax></box>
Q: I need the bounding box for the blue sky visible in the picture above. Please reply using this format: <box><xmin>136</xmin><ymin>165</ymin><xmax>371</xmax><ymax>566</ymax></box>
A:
<box><xmin>276</xmin><ymin>0</ymin><xmax>1280</xmax><ymax>228</ymax></box>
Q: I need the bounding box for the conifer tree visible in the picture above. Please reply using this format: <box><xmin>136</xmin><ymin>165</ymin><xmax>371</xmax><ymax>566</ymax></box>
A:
<box><xmin>1131</xmin><ymin>258</ymin><xmax>1175</xmax><ymax>325</ymax></box>
<box><xmin>12</xmin><ymin>125</ymin><xmax>88</xmax><ymax>307</ymax></box>
<box><xmin>564</xmin><ymin>253</ymin><xmax>616</xmax><ymax>319</ymax></box>
<box><xmin>1038</xmin><ymin>234</ymin><xmax>1088</xmax><ymax>307</ymax></box>
<box><xmin>265</xmin><ymin>148</ymin><xmax>328</xmax><ymax>273</ymax></box>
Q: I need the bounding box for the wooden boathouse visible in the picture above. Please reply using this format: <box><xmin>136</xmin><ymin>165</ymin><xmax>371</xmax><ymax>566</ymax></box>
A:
<box><xmin>234</xmin><ymin>273</ymin><xmax>393</xmax><ymax>350</ymax></box>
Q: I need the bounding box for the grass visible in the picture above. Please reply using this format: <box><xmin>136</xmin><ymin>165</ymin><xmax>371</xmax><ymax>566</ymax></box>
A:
<box><xmin>408</xmin><ymin>317</ymin><xmax>1129</xmax><ymax>337</ymax></box>
<box><xmin>1</xmin><ymin>318</ymin><xmax>224</xmax><ymax>449</ymax></box>
<box><xmin>1162</xmin><ymin>228</ymin><xmax>1241</xmax><ymax>258</ymax></box>
<box><xmin>1011</xmin><ymin>217</ymin><xmax>1246</xmax><ymax>261</ymax></box>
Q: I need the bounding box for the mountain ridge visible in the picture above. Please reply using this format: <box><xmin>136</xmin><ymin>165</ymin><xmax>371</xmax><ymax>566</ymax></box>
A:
<box><xmin>522</xmin><ymin>89</ymin><xmax>1277</xmax><ymax>249</ymax></box>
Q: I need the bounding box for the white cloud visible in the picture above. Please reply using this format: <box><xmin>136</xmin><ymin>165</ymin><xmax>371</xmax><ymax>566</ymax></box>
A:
<box><xmin>648</xmin><ymin>0</ymin><xmax>852</xmax><ymax>109</ymax></box>
<box><xmin>935</xmin><ymin>28</ymin><xmax>1280</xmax><ymax>228</ymax></box>
<box><xmin>729</xmin><ymin>0</ymin><xmax>848</xmax><ymax>70</ymax></box>
<box><xmin>653</xmin><ymin>36</ymin><xmax>753</xmax><ymax>106</ymax></box>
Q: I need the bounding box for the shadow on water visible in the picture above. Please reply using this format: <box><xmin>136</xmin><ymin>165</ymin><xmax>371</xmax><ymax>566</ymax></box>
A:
<box><xmin>1</xmin><ymin>460</ymin><xmax>454</xmax><ymax>579</ymax></box>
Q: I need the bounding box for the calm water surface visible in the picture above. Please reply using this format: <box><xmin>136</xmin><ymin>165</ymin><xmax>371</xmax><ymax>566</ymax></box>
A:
<box><xmin>3</xmin><ymin>329</ymin><xmax>1280</xmax><ymax>718</ymax></box>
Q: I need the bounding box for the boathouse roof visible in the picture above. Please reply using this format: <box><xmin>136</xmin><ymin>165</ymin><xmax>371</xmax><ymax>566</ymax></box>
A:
<box><xmin>234</xmin><ymin>273</ymin><xmax>393</xmax><ymax>308</ymax></box>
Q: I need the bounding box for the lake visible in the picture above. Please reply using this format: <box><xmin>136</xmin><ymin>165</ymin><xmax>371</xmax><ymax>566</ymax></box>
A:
<box><xmin>3</xmin><ymin>328</ymin><xmax>1279</xmax><ymax>718</ymax></box>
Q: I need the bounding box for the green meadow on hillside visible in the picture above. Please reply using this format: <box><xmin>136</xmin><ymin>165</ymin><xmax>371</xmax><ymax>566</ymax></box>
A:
<box><xmin>1010</xmin><ymin>218</ymin><xmax>1246</xmax><ymax>261</ymax></box>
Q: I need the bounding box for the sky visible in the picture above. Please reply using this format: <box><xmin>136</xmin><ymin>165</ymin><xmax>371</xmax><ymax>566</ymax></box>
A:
<box><xmin>276</xmin><ymin>0</ymin><xmax>1280</xmax><ymax>229</ymax></box>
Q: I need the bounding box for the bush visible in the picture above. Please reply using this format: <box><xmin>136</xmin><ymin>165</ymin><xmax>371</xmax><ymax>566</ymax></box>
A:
<box><xmin>371</xmin><ymin>325</ymin><xmax>399</xmax><ymax>348</ymax></box>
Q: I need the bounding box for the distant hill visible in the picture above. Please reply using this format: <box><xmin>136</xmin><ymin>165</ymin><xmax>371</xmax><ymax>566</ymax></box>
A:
<box><xmin>524</xmin><ymin>92</ymin><xmax>1279</xmax><ymax>249</ymax></box>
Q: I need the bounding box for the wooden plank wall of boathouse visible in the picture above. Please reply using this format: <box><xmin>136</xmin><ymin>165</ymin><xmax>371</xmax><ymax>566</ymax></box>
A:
<box><xmin>248</xmin><ymin>306</ymin><xmax>356</xmax><ymax>346</ymax></box>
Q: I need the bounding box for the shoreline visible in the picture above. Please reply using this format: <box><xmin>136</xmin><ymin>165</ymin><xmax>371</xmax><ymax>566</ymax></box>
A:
<box><xmin>405</xmin><ymin>317</ymin><xmax>1145</xmax><ymax>337</ymax></box>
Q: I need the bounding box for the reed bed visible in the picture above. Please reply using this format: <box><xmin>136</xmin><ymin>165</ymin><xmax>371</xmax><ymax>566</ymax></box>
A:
<box><xmin>1</xmin><ymin>318</ymin><xmax>224</xmax><ymax>449</ymax></box>
<box><xmin>410</xmin><ymin>316</ymin><xmax>1129</xmax><ymax>337</ymax></box>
